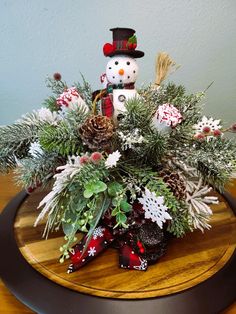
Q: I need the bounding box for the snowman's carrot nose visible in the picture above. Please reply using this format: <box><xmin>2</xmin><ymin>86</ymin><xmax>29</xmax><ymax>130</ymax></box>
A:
<box><xmin>119</xmin><ymin>69</ymin><xmax>124</xmax><ymax>75</ymax></box>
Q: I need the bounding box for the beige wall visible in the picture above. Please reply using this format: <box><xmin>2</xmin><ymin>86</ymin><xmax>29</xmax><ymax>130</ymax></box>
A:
<box><xmin>0</xmin><ymin>0</ymin><xmax>235</xmax><ymax>126</ymax></box>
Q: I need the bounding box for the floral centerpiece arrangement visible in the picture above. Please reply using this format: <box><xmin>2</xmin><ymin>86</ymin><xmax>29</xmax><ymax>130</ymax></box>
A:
<box><xmin>1</xmin><ymin>28</ymin><xmax>235</xmax><ymax>272</ymax></box>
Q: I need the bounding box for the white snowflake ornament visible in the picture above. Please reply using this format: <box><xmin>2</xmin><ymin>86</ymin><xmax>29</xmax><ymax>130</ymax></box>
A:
<box><xmin>88</xmin><ymin>247</ymin><xmax>96</xmax><ymax>257</ymax></box>
<box><xmin>193</xmin><ymin>116</ymin><xmax>222</xmax><ymax>135</ymax></box>
<box><xmin>105</xmin><ymin>150</ymin><xmax>121</xmax><ymax>168</ymax></box>
<box><xmin>138</xmin><ymin>188</ymin><xmax>171</xmax><ymax>228</ymax></box>
<box><xmin>92</xmin><ymin>226</ymin><xmax>105</xmax><ymax>240</ymax></box>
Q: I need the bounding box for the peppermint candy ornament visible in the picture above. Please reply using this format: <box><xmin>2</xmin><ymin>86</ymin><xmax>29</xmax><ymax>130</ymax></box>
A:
<box><xmin>56</xmin><ymin>87</ymin><xmax>88</xmax><ymax>111</ymax></box>
<box><xmin>152</xmin><ymin>103</ymin><xmax>182</xmax><ymax>133</ymax></box>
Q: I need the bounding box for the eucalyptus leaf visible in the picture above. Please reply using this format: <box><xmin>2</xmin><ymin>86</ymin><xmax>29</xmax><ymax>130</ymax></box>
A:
<box><xmin>121</xmin><ymin>222</ymin><xmax>128</xmax><ymax>228</ymax></box>
<box><xmin>62</xmin><ymin>221</ymin><xmax>74</xmax><ymax>236</ymax></box>
<box><xmin>83</xmin><ymin>189</ymin><xmax>93</xmax><ymax>198</ymax></box>
<box><xmin>112</xmin><ymin>198</ymin><xmax>119</xmax><ymax>206</ymax></box>
<box><xmin>116</xmin><ymin>212</ymin><xmax>127</xmax><ymax>224</ymax></box>
<box><xmin>108</xmin><ymin>182</ymin><xmax>123</xmax><ymax>197</ymax></box>
<box><xmin>120</xmin><ymin>200</ymin><xmax>132</xmax><ymax>212</ymax></box>
<box><xmin>64</xmin><ymin>210</ymin><xmax>77</xmax><ymax>221</ymax></box>
<box><xmin>84</xmin><ymin>180</ymin><xmax>107</xmax><ymax>195</ymax></box>
<box><xmin>93</xmin><ymin>181</ymin><xmax>107</xmax><ymax>194</ymax></box>
<box><xmin>111</xmin><ymin>207</ymin><xmax>119</xmax><ymax>216</ymax></box>
<box><xmin>84</xmin><ymin>181</ymin><xmax>94</xmax><ymax>192</ymax></box>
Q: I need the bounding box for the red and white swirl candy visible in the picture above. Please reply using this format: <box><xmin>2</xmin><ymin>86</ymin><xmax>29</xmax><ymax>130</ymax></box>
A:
<box><xmin>152</xmin><ymin>103</ymin><xmax>182</xmax><ymax>133</ymax></box>
<box><xmin>57</xmin><ymin>87</ymin><xmax>87</xmax><ymax>110</ymax></box>
<box><xmin>155</xmin><ymin>103</ymin><xmax>182</xmax><ymax>128</ymax></box>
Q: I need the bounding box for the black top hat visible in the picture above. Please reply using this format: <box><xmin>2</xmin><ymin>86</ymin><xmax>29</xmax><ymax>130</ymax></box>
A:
<box><xmin>103</xmin><ymin>27</ymin><xmax>144</xmax><ymax>58</ymax></box>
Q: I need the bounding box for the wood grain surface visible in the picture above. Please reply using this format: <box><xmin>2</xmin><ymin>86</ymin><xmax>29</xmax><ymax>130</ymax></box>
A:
<box><xmin>14</xmin><ymin>184</ymin><xmax>236</xmax><ymax>299</ymax></box>
<box><xmin>0</xmin><ymin>173</ymin><xmax>34</xmax><ymax>314</ymax></box>
<box><xmin>0</xmin><ymin>172</ymin><xmax>236</xmax><ymax>312</ymax></box>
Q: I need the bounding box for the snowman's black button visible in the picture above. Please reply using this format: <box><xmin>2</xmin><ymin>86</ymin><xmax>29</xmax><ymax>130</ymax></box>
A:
<box><xmin>118</xmin><ymin>94</ymin><xmax>126</xmax><ymax>102</ymax></box>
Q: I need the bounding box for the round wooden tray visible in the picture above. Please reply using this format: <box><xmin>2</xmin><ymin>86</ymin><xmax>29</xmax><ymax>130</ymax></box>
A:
<box><xmin>0</xmin><ymin>190</ymin><xmax>236</xmax><ymax>313</ymax></box>
<box><xmin>14</xmin><ymin>189</ymin><xmax>236</xmax><ymax>300</ymax></box>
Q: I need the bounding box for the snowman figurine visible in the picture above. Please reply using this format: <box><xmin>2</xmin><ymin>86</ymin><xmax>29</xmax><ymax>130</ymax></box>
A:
<box><xmin>101</xmin><ymin>28</ymin><xmax>144</xmax><ymax>122</ymax></box>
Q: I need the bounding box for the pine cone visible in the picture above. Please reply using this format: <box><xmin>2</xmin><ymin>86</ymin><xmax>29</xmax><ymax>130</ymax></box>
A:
<box><xmin>159</xmin><ymin>168</ymin><xmax>186</xmax><ymax>200</ymax></box>
<box><xmin>79</xmin><ymin>115</ymin><xmax>114</xmax><ymax>150</ymax></box>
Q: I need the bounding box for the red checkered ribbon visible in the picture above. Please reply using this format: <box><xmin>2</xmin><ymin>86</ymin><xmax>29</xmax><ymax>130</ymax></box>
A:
<box><xmin>101</xmin><ymin>94</ymin><xmax>114</xmax><ymax>118</ymax></box>
<box><xmin>119</xmin><ymin>244</ymin><xmax>148</xmax><ymax>271</ymax></box>
<box><xmin>113</xmin><ymin>40</ymin><xmax>128</xmax><ymax>50</ymax></box>
<box><xmin>68</xmin><ymin>225</ymin><xmax>148</xmax><ymax>273</ymax></box>
<box><xmin>68</xmin><ymin>226</ymin><xmax>114</xmax><ymax>273</ymax></box>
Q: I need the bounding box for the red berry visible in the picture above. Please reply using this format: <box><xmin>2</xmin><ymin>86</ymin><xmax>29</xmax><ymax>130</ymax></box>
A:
<box><xmin>27</xmin><ymin>187</ymin><xmax>35</xmax><ymax>193</ymax></box>
<box><xmin>137</xmin><ymin>241</ymin><xmax>142</xmax><ymax>247</ymax></box>
<box><xmin>80</xmin><ymin>155</ymin><xmax>90</xmax><ymax>165</ymax></box>
<box><xmin>53</xmin><ymin>72</ymin><xmax>62</xmax><ymax>81</ymax></box>
<box><xmin>194</xmin><ymin>133</ymin><xmax>205</xmax><ymax>140</ymax></box>
<box><xmin>90</xmin><ymin>152</ymin><xmax>103</xmax><ymax>164</ymax></box>
<box><xmin>133</xmin><ymin>43</ymin><xmax>137</xmax><ymax>49</ymax></box>
<box><xmin>213</xmin><ymin>129</ymin><xmax>222</xmax><ymax>137</ymax></box>
<box><xmin>127</xmin><ymin>43</ymin><xmax>133</xmax><ymax>50</ymax></box>
<box><xmin>203</xmin><ymin>126</ymin><xmax>211</xmax><ymax>133</ymax></box>
<box><xmin>231</xmin><ymin>123</ymin><xmax>236</xmax><ymax>132</ymax></box>
<box><xmin>140</xmin><ymin>248</ymin><xmax>144</xmax><ymax>254</ymax></box>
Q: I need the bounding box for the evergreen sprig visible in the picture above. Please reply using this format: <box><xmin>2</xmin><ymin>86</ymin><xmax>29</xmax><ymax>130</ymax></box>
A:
<box><xmin>39</xmin><ymin>106</ymin><xmax>88</xmax><ymax>156</ymax></box>
<box><xmin>63</xmin><ymin>105</ymin><xmax>89</xmax><ymax>126</ymax></box>
<box><xmin>118</xmin><ymin>163</ymin><xmax>189</xmax><ymax>237</ymax></box>
<box><xmin>73</xmin><ymin>161</ymin><xmax>109</xmax><ymax>188</ymax></box>
<box><xmin>46</xmin><ymin>76</ymin><xmax>67</xmax><ymax>96</ymax></box>
<box><xmin>119</xmin><ymin>163</ymin><xmax>181</xmax><ymax>212</ymax></box>
<box><xmin>43</xmin><ymin>96</ymin><xmax>59</xmax><ymax>112</ymax></box>
<box><xmin>186</xmin><ymin>138</ymin><xmax>236</xmax><ymax>191</ymax></box>
<box><xmin>73</xmin><ymin>74</ymin><xmax>93</xmax><ymax>109</ymax></box>
<box><xmin>139</xmin><ymin>131</ymin><xmax>167</xmax><ymax>165</ymax></box>
<box><xmin>39</xmin><ymin>122</ymin><xmax>82</xmax><ymax>156</ymax></box>
<box><xmin>120</xmin><ymin>96</ymin><xmax>155</xmax><ymax>133</ymax></box>
<box><xmin>167</xmin><ymin>206</ymin><xmax>190</xmax><ymax>237</ymax></box>
<box><xmin>0</xmin><ymin>113</ymin><xmax>43</xmax><ymax>172</ymax></box>
<box><xmin>155</xmin><ymin>82</ymin><xmax>186</xmax><ymax>103</ymax></box>
<box><xmin>14</xmin><ymin>152</ymin><xmax>64</xmax><ymax>189</ymax></box>
<box><xmin>139</xmin><ymin>82</ymin><xmax>186</xmax><ymax>108</ymax></box>
<box><xmin>0</xmin><ymin>152</ymin><xmax>16</xmax><ymax>173</ymax></box>
<box><xmin>139</xmin><ymin>83</ymin><xmax>204</xmax><ymax>126</ymax></box>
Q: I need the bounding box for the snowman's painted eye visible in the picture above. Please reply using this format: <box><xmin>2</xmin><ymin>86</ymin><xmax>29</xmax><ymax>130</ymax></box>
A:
<box><xmin>109</xmin><ymin>67</ymin><xmax>112</xmax><ymax>69</ymax></box>
<box><xmin>126</xmin><ymin>61</ymin><xmax>130</xmax><ymax>65</ymax></box>
<box><xmin>115</xmin><ymin>61</ymin><xmax>119</xmax><ymax>65</ymax></box>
